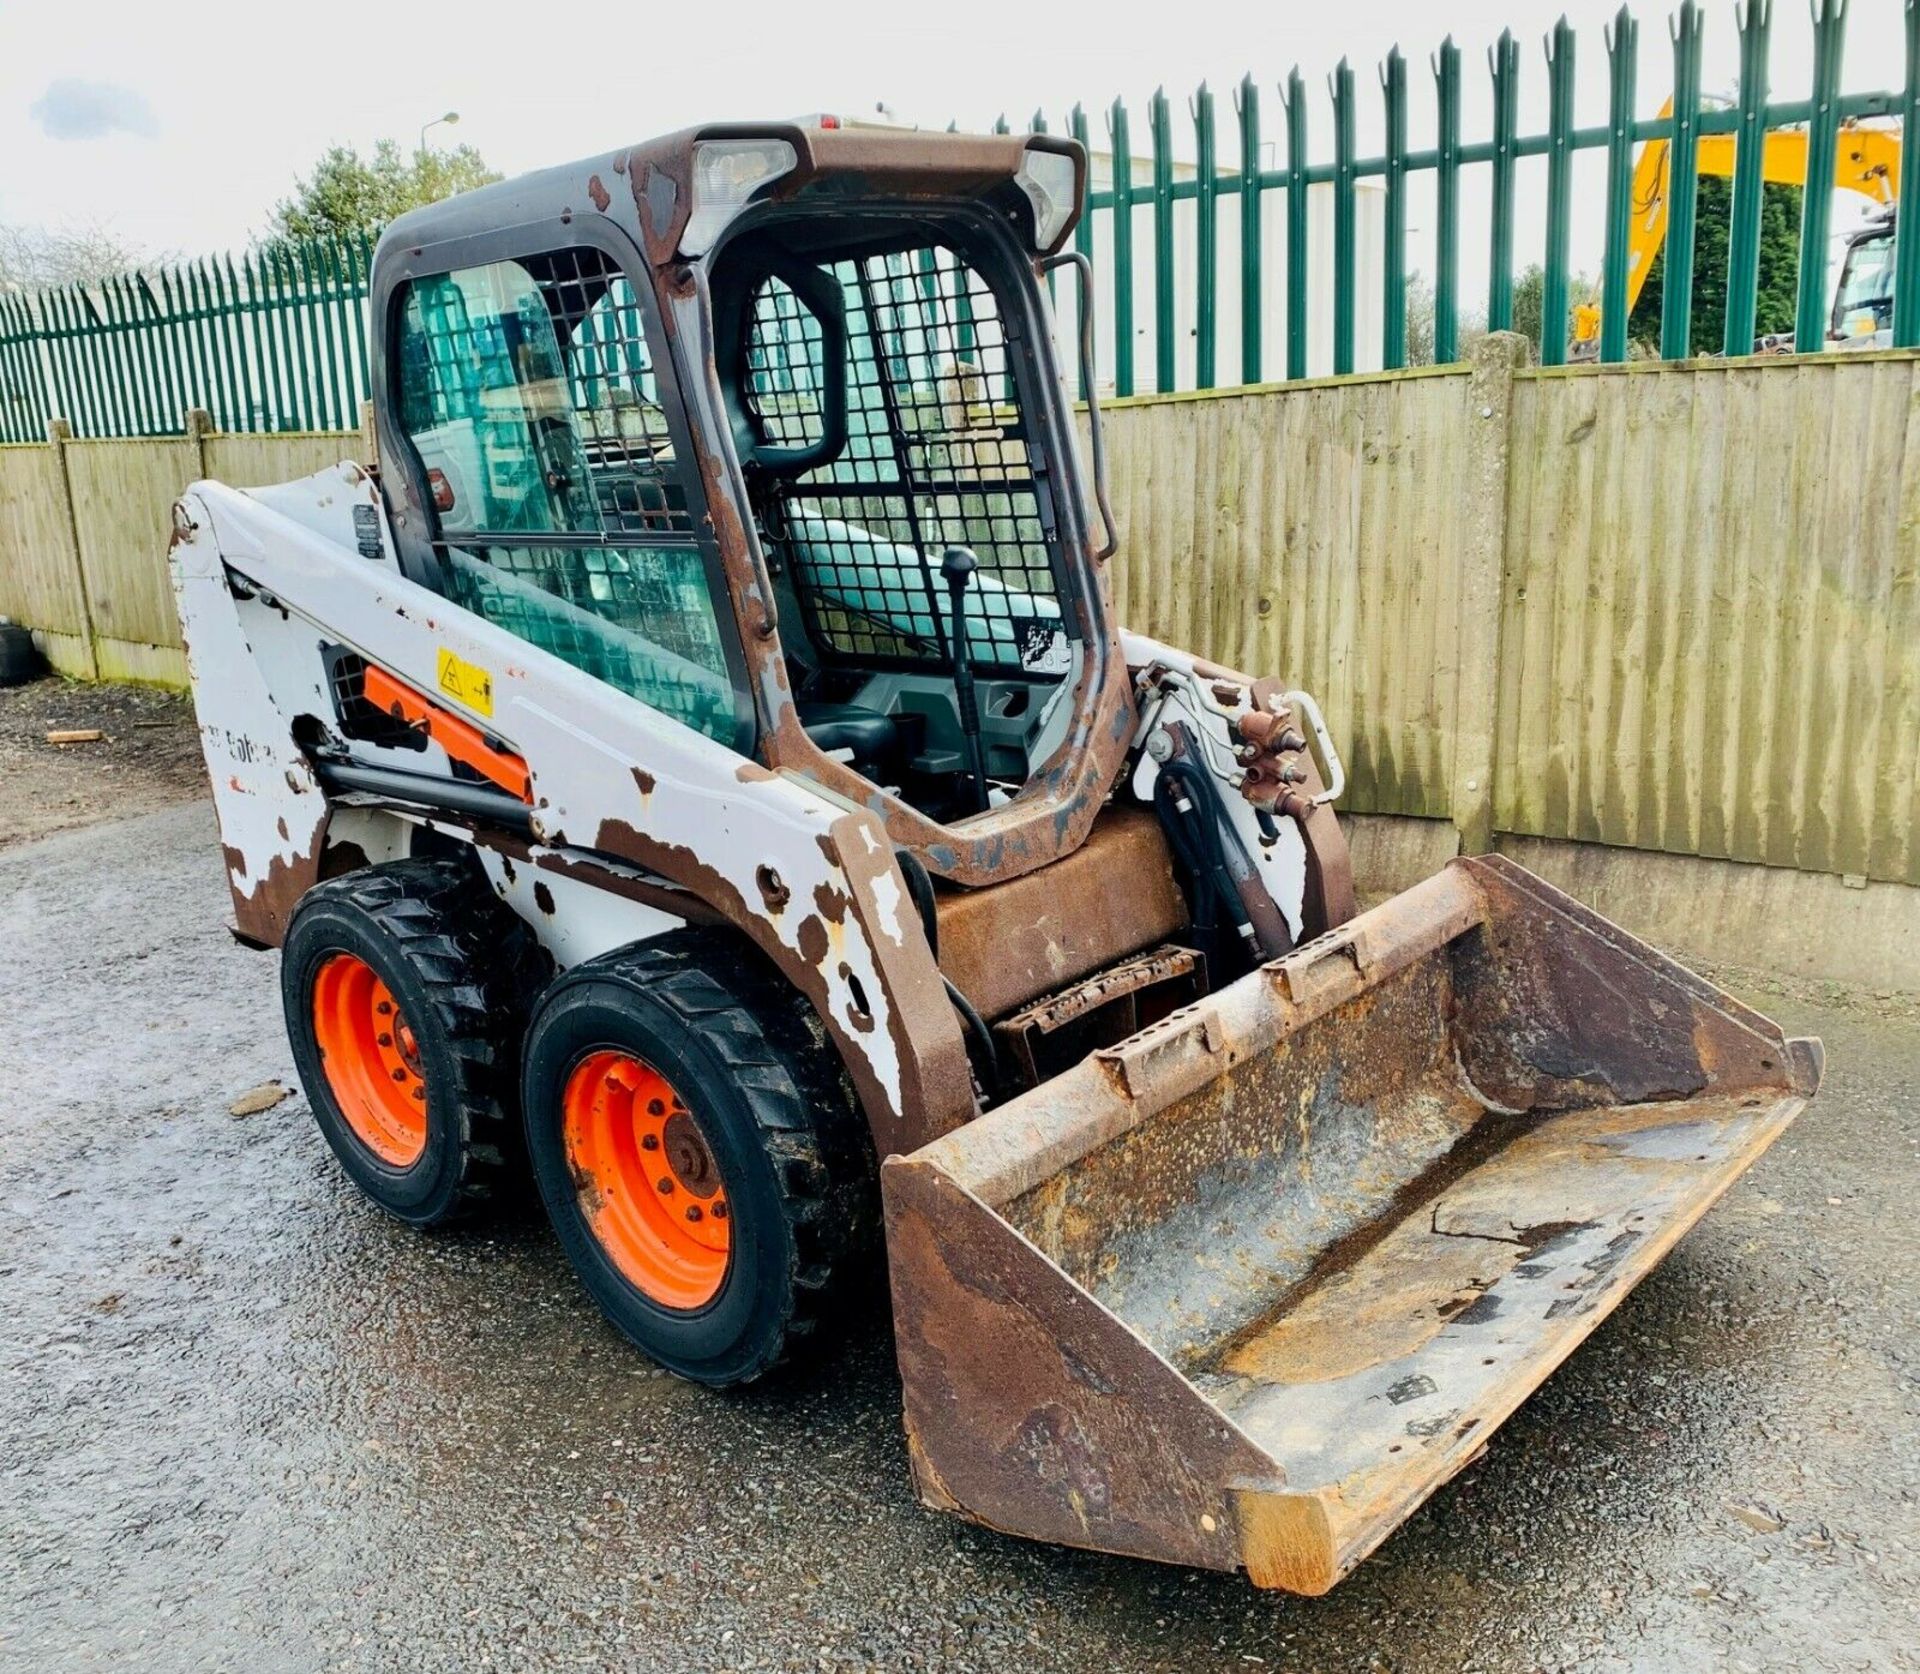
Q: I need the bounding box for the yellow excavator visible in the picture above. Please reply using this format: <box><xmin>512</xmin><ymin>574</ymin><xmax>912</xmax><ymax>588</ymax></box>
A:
<box><xmin>1571</xmin><ymin>102</ymin><xmax>1902</xmax><ymax>356</ymax></box>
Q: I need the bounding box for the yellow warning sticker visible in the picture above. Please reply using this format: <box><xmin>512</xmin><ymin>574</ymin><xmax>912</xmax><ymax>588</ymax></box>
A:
<box><xmin>436</xmin><ymin>648</ymin><xmax>494</xmax><ymax>716</ymax></box>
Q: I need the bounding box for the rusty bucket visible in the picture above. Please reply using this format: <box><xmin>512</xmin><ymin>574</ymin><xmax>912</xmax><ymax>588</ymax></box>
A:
<box><xmin>884</xmin><ymin>856</ymin><xmax>1821</xmax><ymax>1593</ymax></box>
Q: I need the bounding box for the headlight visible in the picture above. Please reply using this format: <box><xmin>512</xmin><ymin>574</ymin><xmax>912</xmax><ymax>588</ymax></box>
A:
<box><xmin>680</xmin><ymin>138</ymin><xmax>798</xmax><ymax>257</ymax></box>
<box><xmin>1014</xmin><ymin>146</ymin><xmax>1078</xmax><ymax>251</ymax></box>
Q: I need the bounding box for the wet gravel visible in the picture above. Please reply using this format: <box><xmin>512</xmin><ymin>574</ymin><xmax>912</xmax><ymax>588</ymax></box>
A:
<box><xmin>2</xmin><ymin>802</ymin><xmax>1915</xmax><ymax>1673</ymax></box>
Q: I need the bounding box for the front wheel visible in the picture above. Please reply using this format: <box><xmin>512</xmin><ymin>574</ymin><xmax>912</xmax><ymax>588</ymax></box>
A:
<box><xmin>521</xmin><ymin>931</ymin><xmax>876</xmax><ymax>1387</ymax></box>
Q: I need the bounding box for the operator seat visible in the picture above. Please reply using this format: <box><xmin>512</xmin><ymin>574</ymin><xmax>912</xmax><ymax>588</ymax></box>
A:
<box><xmin>797</xmin><ymin>701</ymin><xmax>902</xmax><ymax>779</ymax></box>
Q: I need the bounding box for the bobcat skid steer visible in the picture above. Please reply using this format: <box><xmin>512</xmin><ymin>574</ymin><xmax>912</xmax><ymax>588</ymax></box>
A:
<box><xmin>171</xmin><ymin>122</ymin><xmax>1822</xmax><ymax>1594</ymax></box>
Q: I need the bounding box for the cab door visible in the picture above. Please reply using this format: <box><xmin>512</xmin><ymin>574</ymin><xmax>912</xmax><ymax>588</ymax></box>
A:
<box><xmin>380</xmin><ymin>236</ymin><xmax>756</xmax><ymax>752</ymax></box>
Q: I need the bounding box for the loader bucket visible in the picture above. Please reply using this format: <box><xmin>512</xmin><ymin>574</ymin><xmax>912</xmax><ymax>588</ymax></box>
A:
<box><xmin>884</xmin><ymin>856</ymin><xmax>1821</xmax><ymax>1593</ymax></box>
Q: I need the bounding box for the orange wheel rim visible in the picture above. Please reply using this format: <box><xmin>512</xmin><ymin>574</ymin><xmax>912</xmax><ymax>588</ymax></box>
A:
<box><xmin>562</xmin><ymin>1051</ymin><xmax>731</xmax><ymax>1310</ymax></box>
<box><xmin>311</xmin><ymin>953</ymin><xmax>429</xmax><ymax>1168</ymax></box>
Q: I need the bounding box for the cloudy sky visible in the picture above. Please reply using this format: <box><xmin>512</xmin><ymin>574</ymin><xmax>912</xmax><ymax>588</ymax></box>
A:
<box><xmin>0</xmin><ymin>0</ymin><xmax>1906</xmax><ymax>283</ymax></box>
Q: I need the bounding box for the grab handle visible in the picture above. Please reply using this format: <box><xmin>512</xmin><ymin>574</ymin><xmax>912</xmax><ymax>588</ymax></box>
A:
<box><xmin>1282</xmin><ymin>688</ymin><xmax>1346</xmax><ymax>806</ymax></box>
<box><xmin>1040</xmin><ymin>250</ymin><xmax>1118</xmax><ymax>562</ymax></box>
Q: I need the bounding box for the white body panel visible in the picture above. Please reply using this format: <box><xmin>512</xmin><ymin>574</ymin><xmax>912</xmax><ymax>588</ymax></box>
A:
<box><xmin>170</xmin><ymin>463</ymin><xmax>920</xmax><ymax>1129</ymax></box>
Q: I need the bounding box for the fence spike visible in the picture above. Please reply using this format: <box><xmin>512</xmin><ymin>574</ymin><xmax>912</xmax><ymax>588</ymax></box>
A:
<box><xmin>1433</xmin><ymin>35</ymin><xmax>1462</xmax><ymax>363</ymax></box>
<box><xmin>1108</xmin><ymin>95</ymin><xmax>1135</xmax><ymax>397</ymax></box>
<box><xmin>1381</xmin><ymin>46</ymin><xmax>1409</xmax><ymax>370</ymax></box>
<box><xmin>1330</xmin><ymin>58</ymin><xmax>1357</xmax><ymax>376</ymax></box>
<box><xmin>1795</xmin><ymin>0</ymin><xmax>1847</xmax><ymax>350</ymax></box>
<box><xmin>1281</xmin><ymin>67</ymin><xmax>1309</xmax><ymax>380</ymax></box>
<box><xmin>1600</xmin><ymin>4</ymin><xmax>1640</xmax><ymax>362</ymax></box>
<box><xmin>1661</xmin><ymin>0</ymin><xmax>1706</xmax><ymax>359</ymax></box>
<box><xmin>1540</xmin><ymin>15</ymin><xmax>1577</xmax><ymax>366</ymax></box>
<box><xmin>1487</xmin><ymin>27</ymin><xmax>1520</xmax><ymax>333</ymax></box>
<box><xmin>1895</xmin><ymin>0</ymin><xmax>1920</xmax><ymax>347</ymax></box>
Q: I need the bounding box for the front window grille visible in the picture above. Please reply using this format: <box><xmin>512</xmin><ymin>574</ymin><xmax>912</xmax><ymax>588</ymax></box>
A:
<box><xmin>745</xmin><ymin>242</ymin><xmax>1072</xmax><ymax>681</ymax></box>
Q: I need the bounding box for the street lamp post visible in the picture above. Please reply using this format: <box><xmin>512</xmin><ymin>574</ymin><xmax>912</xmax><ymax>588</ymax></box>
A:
<box><xmin>418</xmin><ymin>111</ymin><xmax>460</xmax><ymax>154</ymax></box>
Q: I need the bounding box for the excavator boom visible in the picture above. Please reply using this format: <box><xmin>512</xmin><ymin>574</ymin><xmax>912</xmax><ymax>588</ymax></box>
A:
<box><xmin>1585</xmin><ymin>103</ymin><xmax>1903</xmax><ymax>339</ymax></box>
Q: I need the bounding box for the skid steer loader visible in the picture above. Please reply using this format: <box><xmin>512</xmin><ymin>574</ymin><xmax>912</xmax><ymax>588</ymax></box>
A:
<box><xmin>171</xmin><ymin>121</ymin><xmax>1822</xmax><ymax>1594</ymax></box>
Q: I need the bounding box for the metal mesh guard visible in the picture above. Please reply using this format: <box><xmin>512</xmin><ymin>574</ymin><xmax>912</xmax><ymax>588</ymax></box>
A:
<box><xmin>748</xmin><ymin>244</ymin><xmax>1071</xmax><ymax>679</ymax></box>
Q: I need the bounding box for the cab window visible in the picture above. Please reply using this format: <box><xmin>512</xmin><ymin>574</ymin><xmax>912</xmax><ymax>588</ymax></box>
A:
<box><xmin>394</xmin><ymin>249</ymin><xmax>747</xmax><ymax>748</ymax></box>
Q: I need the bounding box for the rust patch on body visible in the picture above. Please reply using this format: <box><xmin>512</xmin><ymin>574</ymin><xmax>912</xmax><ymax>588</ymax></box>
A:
<box><xmin>591</xmin><ymin>806</ymin><xmax>971</xmax><ymax>1155</ymax></box>
<box><xmin>223</xmin><ymin>825</ymin><xmax>327</xmax><ymax>947</ymax></box>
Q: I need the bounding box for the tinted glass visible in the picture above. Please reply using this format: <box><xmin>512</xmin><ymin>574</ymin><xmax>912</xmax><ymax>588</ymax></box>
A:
<box><xmin>396</xmin><ymin>252</ymin><xmax>743</xmax><ymax>745</ymax></box>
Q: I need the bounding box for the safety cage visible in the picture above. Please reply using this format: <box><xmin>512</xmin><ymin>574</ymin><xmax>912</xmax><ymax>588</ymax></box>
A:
<box><xmin>711</xmin><ymin>213</ymin><xmax>1081</xmax><ymax>690</ymax></box>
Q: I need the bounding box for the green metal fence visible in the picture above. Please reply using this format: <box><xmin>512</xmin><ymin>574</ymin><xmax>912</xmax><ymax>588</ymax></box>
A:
<box><xmin>2</xmin><ymin>0</ymin><xmax>1916</xmax><ymax>440</ymax></box>
<box><xmin>1037</xmin><ymin>0</ymin><xmax>1917</xmax><ymax>395</ymax></box>
<box><xmin>0</xmin><ymin>237</ymin><xmax>374</xmax><ymax>443</ymax></box>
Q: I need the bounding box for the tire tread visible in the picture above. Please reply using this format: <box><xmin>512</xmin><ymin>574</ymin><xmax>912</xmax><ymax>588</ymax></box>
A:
<box><xmin>291</xmin><ymin>856</ymin><xmax>546</xmax><ymax>1222</ymax></box>
<box><xmin>563</xmin><ymin>930</ymin><xmax>876</xmax><ymax>1381</ymax></box>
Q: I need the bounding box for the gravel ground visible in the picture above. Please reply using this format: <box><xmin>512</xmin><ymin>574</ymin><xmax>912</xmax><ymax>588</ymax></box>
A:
<box><xmin>0</xmin><ymin>677</ymin><xmax>205</xmax><ymax>851</ymax></box>
<box><xmin>1</xmin><ymin>801</ymin><xmax>1915</xmax><ymax>1674</ymax></box>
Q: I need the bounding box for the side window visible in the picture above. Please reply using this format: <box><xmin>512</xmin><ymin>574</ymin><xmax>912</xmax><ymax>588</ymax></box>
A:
<box><xmin>395</xmin><ymin>250</ymin><xmax>745</xmax><ymax>747</ymax></box>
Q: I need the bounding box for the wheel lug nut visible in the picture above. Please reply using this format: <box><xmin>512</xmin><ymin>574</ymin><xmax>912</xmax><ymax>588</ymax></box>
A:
<box><xmin>376</xmin><ymin>1000</ymin><xmax>392</xmax><ymax>1015</ymax></box>
<box><xmin>711</xmin><ymin>1200</ymin><xmax>728</xmax><ymax>1220</ymax></box>
<box><xmin>685</xmin><ymin>1205</ymin><xmax>702</xmax><ymax>1222</ymax></box>
<box><xmin>376</xmin><ymin>1033</ymin><xmax>392</xmax><ymax>1047</ymax></box>
<box><xmin>391</xmin><ymin>1068</ymin><xmax>407</xmax><ymax>1082</ymax></box>
<box><xmin>411</xmin><ymin>1086</ymin><xmax>425</xmax><ymax>1101</ymax></box>
<box><xmin>640</xmin><ymin>1134</ymin><xmax>659</xmax><ymax>1150</ymax></box>
<box><xmin>656</xmin><ymin>1177</ymin><xmax>674</xmax><ymax>1194</ymax></box>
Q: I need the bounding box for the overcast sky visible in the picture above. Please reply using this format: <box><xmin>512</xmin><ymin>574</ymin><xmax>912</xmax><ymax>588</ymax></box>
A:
<box><xmin>0</xmin><ymin>0</ymin><xmax>1907</xmax><ymax>285</ymax></box>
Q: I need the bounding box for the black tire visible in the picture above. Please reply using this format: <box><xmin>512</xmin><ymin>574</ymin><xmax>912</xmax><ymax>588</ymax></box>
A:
<box><xmin>0</xmin><ymin>623</ymin><xmax>41</xmax><ymax>687</ymax></box>
<box><xmin>522</xmin><ymin>930</ymin><xmax>877</xmax><ymax>1387</ymax></box>
<box><xmin>282</xmin><ymin>856</ymin><xmax>546</xmax><ymax>1227</ymax></box>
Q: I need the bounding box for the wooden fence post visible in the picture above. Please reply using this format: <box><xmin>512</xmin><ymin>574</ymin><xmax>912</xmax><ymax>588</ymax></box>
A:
<box><xmin>43</xmin><ymin>417</ymin><xmax>101</xmax><ymax>681</ymax></box>
<box><xmin>1448</xmin><ymin>330</ymin><xmax>1526</xmax><ymax>855</ymax></box>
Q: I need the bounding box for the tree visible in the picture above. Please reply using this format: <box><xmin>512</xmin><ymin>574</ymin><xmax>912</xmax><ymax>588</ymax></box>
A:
<box><xmin>1403</xmin><ymin>270</ymin><xmax>1436</xmax><ymax>365</ymax></box>
<box><xmin>1509</xmin><ymin>263</ymin><xmax>1601</xmax><ymax>359</ymax></box>
<box><xmin>0</xmin><ymin>221</ymin><xmax>149</xmax><ymax>290</ymax></box>
<box><xmin>1628</xmin><ymin>174</ymin><xmax>1803</xmax><ymax>352</ymax></box>
<box><xmin>268</xmin><ymin>140</ymin><xmax>501</xmax><ymax>244</ymax></box>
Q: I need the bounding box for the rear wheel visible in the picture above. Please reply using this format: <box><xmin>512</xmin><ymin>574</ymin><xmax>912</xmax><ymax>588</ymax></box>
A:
<box><xmin>282</xmin><ymin>857</ymin><xmax>545</xmax><ymax>1226</ymax></box>
<box><xmin>522</xmin><ymin>931</ymin><xmax>876</xmax><ymax>1386</ymax></box>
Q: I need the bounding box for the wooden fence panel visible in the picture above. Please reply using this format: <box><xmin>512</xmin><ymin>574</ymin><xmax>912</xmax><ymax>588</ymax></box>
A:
<box><xmin>0</xmin><ymin>444</ymin><xmax>86</xmax><ymax>637</ymax></box>
<box><xmin>1097</xmin><ymin>368</ymin><xmax>1472</xmax><ymax>820</ymax></box>
<box><xmin>1496</xmin><ymin>355</ymin><xmax>1920</xmax><ymax>886</ymax></box>
<box><xmin>203</xmin><ymin>432</ymin><xmax>362</xmax><ymax>488</ymax></box>
<box><xmin>63</xmin><ymin>438</ymin><xmax>198</xmax><ymax>651</ymax></box>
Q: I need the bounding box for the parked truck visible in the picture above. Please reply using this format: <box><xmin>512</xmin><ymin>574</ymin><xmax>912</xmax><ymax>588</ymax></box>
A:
<box><xmin>170</xmin><ymin>121</ymin><xmax>1822</xmax><ymax>1594</ymax></box>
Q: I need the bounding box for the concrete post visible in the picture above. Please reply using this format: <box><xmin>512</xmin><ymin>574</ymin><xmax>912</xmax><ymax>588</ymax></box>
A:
<box><xmin>1448</xmin><ymin>330</ymin><xmax>1527</xmax><ymax>855</ymax></box>
<box><xmin>43</xmin><ymin>417</ymin><xmax>101</xmax><ymax>681</ymax></box>
<box><xmin>185</xmin><ymin>407</ymin><xmax>214</xmax><ymax>481</ymax></box>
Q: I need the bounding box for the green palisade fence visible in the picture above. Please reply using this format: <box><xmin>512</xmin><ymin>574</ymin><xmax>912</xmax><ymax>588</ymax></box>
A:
<box><xmin>0</xmin><ymin>237</ymin><xmax>374</xmax><ymax>444</ymax></box>
<box><xmin>1055</xmin><ymin>0</ymin><xmax>1912</xmax><ymax>390</ymax></box>
<box><xmin>2</xmin><ymin>0</ymin><xmax>1917</xmax><ymax>441</ymax></box>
